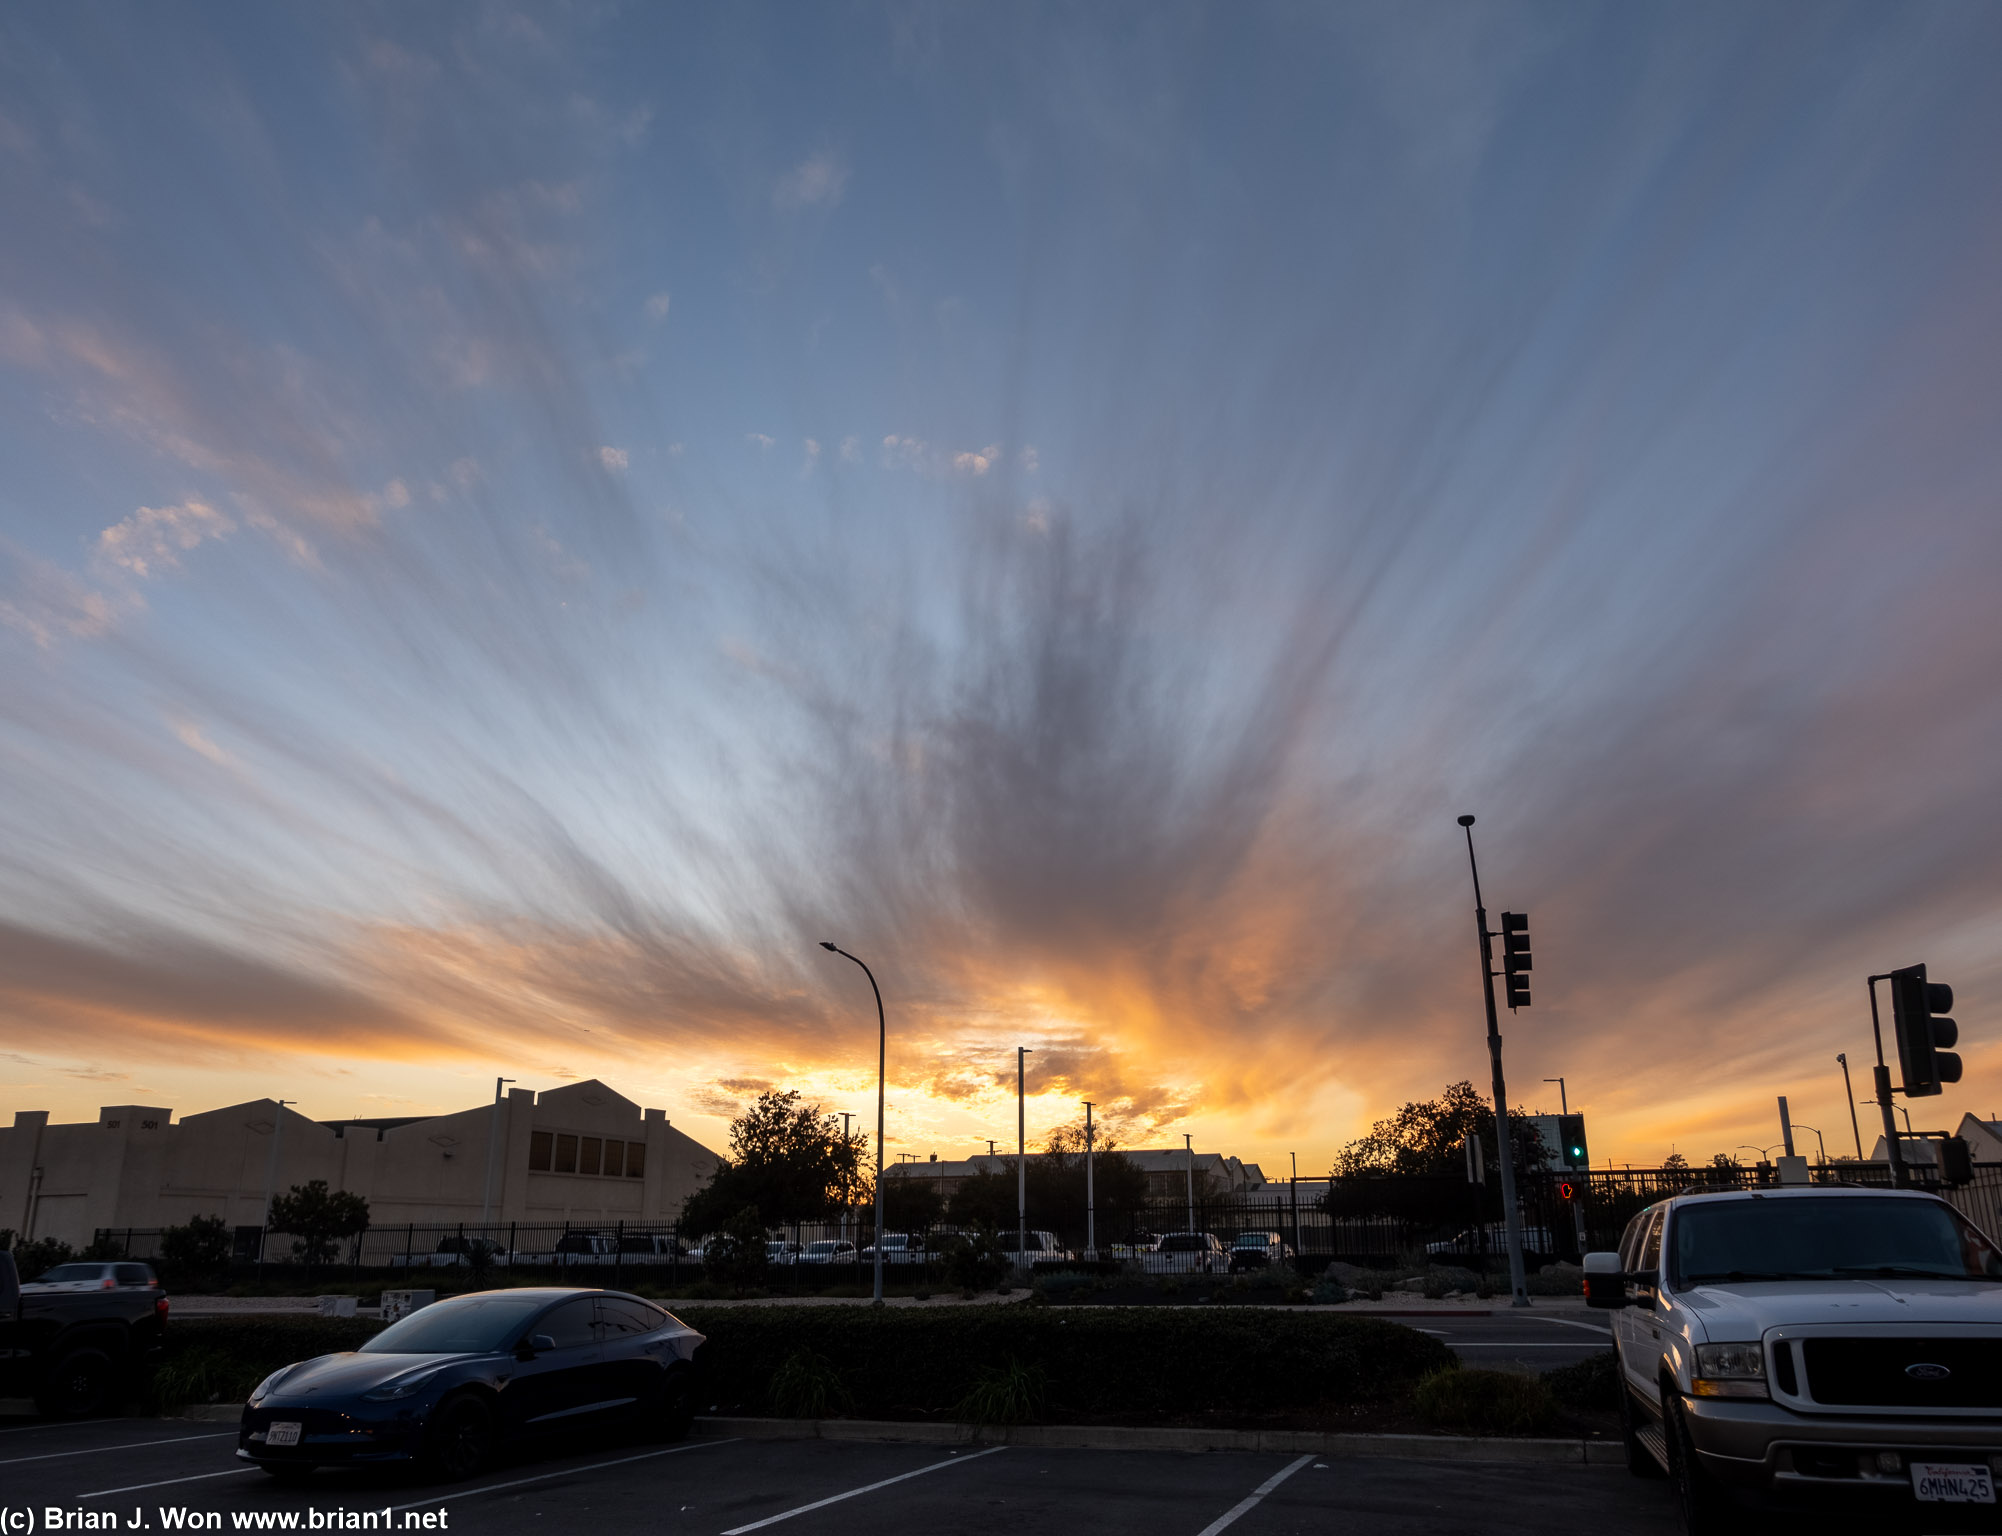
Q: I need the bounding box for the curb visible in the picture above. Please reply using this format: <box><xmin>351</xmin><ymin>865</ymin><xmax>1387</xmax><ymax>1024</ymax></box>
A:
<box><xmin>698</xmin><ymin>1416</ymin><xmax>1621</xmax><ymax>1464</ymax></box>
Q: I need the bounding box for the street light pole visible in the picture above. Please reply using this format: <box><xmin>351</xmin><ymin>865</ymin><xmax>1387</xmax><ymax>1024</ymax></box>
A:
<box><xmin>1184</xmin><ymin>1133</ymin><xmax>1195</xmax><ymax>1234</ymax></box>
<box><xmin>1544</xmin><ymin>1078</ymin><xmax>1567</xmax><ymax>1116</ymax></box>
<box><xmin>1792</xmin><ymin>1124</ymin><xmax>1829</xmax><ymax>1166</ymax></box>
<box><xmin>1458</xmin><ymin>816</ymin><xmax>1529</xmax><ymax>1309</ymax></box>
<box><xmin>820</xmin><ymin>943</ymin><xmax>888</xmax><ymax>1306</ymax></box>
<box><xmin>481</xmin><ymin>1077</ymin><xmax>517</xmax><ymax>1232</ymax></box>
<box><xmin>1017</xmin><ymin>1048</ymin><xmax>1033</xmax><ymax>1274</ymax></box>
<box><xmin>1836</xmin><ymin>1054</ymin><xmax>1863</xmax><ymax>1162</ymax></box>
<box><xmin>1083</xmin><ymin>1100</ymin><xmax>1096</xmax><ymax>1260</ymax></box>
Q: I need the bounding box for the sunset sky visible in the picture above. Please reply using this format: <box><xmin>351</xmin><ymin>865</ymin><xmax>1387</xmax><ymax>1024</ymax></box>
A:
<box><xmin>4</xmin><ymin>3</ymin><xmax>2001</xmax><ymax>1176</ymax></box>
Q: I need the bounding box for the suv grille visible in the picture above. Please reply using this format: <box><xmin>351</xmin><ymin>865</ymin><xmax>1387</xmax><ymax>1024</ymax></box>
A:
<box><xmin>1801</xmin><ymin>1337</ymin><xmax>2002</xmax><ymax>1408</ymax></box>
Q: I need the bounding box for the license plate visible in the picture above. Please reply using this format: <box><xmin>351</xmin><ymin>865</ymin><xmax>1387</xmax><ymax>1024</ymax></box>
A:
<box><xmin>1911</xmin><ymin>1462</ymin><xmax>1995</xmax><ymax>1504</ymax></box>
<box><xmin>265</xmin><ymin>1422</ymin><xmax>303</xmax><ymax>1448</ymax></box>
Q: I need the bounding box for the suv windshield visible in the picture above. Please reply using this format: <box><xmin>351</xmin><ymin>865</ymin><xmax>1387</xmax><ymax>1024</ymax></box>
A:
<box><xmin>1671</xmin><ymin>1197</ymin><xmax>2002</xmax><ymax>1287</ymax></box>
<box><xmin>359</xmin><ymin>1294</ymin><xmax>549</xmax><ymax>1354</ymax></box>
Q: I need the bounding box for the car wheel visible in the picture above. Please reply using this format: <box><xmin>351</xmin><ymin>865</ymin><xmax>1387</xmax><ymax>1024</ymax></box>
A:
<box><xmin>1663</xmin><ymin>1388</ymin><xmax>1737</xmax><ymax>1535</ymax></box>
<box><xmin>35</xmin><ymin>1348</ymin><xmax>117</xmax><ymax>1418</ymax></box>
<box><xmin>423</xmin><ymin>1393</ymin><xmax>495</xmax><ymax>1482</ymax></box>
<box><xmin>1618</xmin><ymin>1375</ymin><xmax>1665</xmax><ymax>1479</ymax></box>
<box><xmin>643</xmin><ymin>1369</ymin><xmax>697</xmax><ymax>1443</ymax></box>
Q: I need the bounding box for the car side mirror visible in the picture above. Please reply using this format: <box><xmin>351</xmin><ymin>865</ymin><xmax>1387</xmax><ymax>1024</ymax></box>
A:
<box><xmin>516</xmin><ymin>1332</ymin><xmax>556</xmax><ymax>1359</ymax></box>
<box><xmin>1583</xmin><ymin>1252</ymin><xmax>1631</xmax><ymax>1309</ymax></box>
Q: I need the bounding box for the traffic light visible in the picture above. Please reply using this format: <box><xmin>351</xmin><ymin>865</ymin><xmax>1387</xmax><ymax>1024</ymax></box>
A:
<box><xmin>1500</xmin><ymin>912</ymin><xmax>1531</xmax><ymax>1009</ymax></box>
<box><xmin>1889</xmin><ymin>963</ymin><xmax>1960</xmax><ymax>1097</ymax></box>
<box><xmin>1940</xmin><ymin>1136</ymin><xmax>1974</xmax><ymax>1187</ymax></box>
<box><xmin>1558</xmin><ymin>1113</ymin><xmax>1588</xmax><ymax>1170</ymax></box>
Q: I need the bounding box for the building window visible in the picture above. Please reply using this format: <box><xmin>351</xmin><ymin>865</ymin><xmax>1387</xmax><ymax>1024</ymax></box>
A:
<box><xmin>554</xmin><ymin>1134</ymin><xmax>578</xmax><ymax>1174</ymax></box>
<box><xmin>529</xmin><ymin>1131</ymin><xmax>552</xmax><ymax>1171</ymax></box>
<box><xmin>603</xmin><ymin>1140</ymin><xmax>624</xmax><ymax>1178</ymax></box>
<box><xmin>579</xmin><ymin>1137</ymin><xmax>602</xmax><ymax>1176</ymax></box>
<box><xmin>626</xmin><ymin>1141</ymin><xmax>644</xmax><ymax>1178</ymax></box>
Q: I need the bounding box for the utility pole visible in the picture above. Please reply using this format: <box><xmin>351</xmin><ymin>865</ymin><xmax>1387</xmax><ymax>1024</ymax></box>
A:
<box><xmin>1837</xmin><ymin>1054</ymin><xmax>1863</xmax><ymax>1162</ymax></box>
<box><xmin>1457</xmin><ymin>816</ymin><xmax>1529</xmax><ymax>1308</ymax></box>
<box><xmin>481</xmin><ymin>1077</ymin><xmax>516</xmax><ymax>1232</ymax></box>
<box><xmin>1184</xmin><ymin>1132</ymin><xmax>1195</xmax><ymax>1233</ymax></box>
<box><xmin>1544</xmin><ymin>1077</ymin><xmax>1567</xmax><ymax>1115</ymax></box>
<box><xmin>1083</xmin><ymin>1100</ymin><xmax>1096</xmax><ymax>1260</ymax></box>
<box><xmin>1289</xmin><ymin>1151</ymin><xmax>1299</xmax><ymax>1260</ymax></box>
<box><xmin>1017</xmin><ymin>1048</ymin><xmax>1032</xmax><ymax>1273</ymax></box>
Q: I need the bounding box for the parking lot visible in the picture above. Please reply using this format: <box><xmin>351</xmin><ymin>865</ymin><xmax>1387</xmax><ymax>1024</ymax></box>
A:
<box><xmin>2</xmin><ymin>1417</ymin><xmax>1680</xmax><ymax>1536</ymax></box>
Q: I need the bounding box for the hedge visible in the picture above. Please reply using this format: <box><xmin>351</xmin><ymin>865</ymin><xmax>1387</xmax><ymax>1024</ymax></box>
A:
<box><xmin>675</xmin><ymin>1305</ymin><xmax>1452</xmax><ymax>1422</ymax></box>
<box><xmin>144</xmin><ymin>1316</ymin><xmax>386</xmax><ymax>1412</ymax></box>
<box><xmin>137</xmin><ymin>1306</ymin><xmax>1453</xmax><ymax>1425</ymax></box>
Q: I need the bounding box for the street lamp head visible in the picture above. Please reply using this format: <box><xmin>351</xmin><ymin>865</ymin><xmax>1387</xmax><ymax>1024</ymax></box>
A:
<box><xmin>819</xmin><ymin>941</ymin><xmax>838</xmax><ymax>952</ymax></box>
<box><xmin>1457</xmin><ymin>814</ymin><xmax>1476</xmax><ymax>827</ymax></box>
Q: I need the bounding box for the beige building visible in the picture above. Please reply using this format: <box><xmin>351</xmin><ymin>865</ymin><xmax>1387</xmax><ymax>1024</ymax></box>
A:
<box><xmin>0</xmin><ymin>1080</ymin><xmax>721</xmax><ymax>1251</ymax></box>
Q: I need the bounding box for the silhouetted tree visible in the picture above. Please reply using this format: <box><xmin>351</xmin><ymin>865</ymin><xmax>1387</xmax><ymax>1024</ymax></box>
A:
<box><xmin>682</xmin><ymin>1090</ymin><xmax>866</xmax><ymax>1235</ymax></box>
<box><xmin>268</xmin><ymin>1181</ymin><xmax>369</xmax><ymax>1270</ymax></box>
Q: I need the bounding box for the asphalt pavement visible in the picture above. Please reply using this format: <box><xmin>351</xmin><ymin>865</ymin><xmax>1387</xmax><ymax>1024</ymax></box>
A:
<box><xmin>1</xmin><ymin>1416</ymin><xmax>1682</xmax><ymax>1536</ymax></box>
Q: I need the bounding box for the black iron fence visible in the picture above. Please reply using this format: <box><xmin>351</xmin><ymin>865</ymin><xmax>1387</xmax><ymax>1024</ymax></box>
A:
<box><xmin>94</xmin><ymin>1162</ymin><xmax>2002</xmax><ymax>1284</ymax></box>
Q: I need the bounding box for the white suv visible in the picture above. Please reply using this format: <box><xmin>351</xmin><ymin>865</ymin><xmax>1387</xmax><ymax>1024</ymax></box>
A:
<box><xmin>1586</xmin><ymin>1186</ymin><xmax>2002</xmax><ymax>1533</ymax></box>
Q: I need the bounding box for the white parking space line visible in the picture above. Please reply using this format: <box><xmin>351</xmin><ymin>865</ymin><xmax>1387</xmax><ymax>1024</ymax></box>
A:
<box><xmin>387</xmin><ymin>1438</ymin><xmax>736</xmax><ymax>1512</ymax></box>
<box><xmin>81</xmin><ymin>1468</ymin><xmax>260</xmax><ymax>1499</ymax></box>
<box><xmin>721</xmin><ymin>1445</ymin><xmax>1007</xmax><ymax>1534</ymax></box>
<box><xmin>0</xmin><ymin>1430</ymin><xmax>234</xmax><ymax>1466</ymax></box>
<box><xmin>1193</xmin><ymin>1453</ymin><xmax>1315</xmax><ymax>1536</ymax></box>
<box><xmin>1530</xmin><ymin>1316</ymin><xmax>1612</xmax><ymax>1335</ymax></box>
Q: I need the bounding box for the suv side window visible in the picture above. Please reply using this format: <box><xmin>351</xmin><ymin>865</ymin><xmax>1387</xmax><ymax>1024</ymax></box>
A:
<box><xmin>1618</xmin><ymin>1210</ymin><xmax>1649</xmax><ymax>1271</ymax></box>
<box><xmin>1639</xmin><ymin>1208</ymin><xmax>1665</xmax><ymax>1275</ymax></box>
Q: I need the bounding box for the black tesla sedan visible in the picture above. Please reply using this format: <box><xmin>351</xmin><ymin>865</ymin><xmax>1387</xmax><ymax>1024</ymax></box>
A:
<box><xmin>237</xmin><ymin>1287</ymin><xmax>703</xmax><ymax>1481</ymax></box>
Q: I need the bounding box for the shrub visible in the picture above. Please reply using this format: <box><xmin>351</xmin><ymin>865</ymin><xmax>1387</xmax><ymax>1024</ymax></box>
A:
<box><xmin>703</xmin><ymin>1205</ymin><xmax>772</xmax><ymax>1293</ymax></box>
<box><xmin>1032</xmin><ymin>1272</ymin><xmax>1101</xmax><ymax>1305</ymax></box>
<box><xmin>1542</xmin><ymin>1348</ymin><xmax>1619</xmax><ymax>1414</ymax></box>
<box><xmin>139</xmin><ymin>1317</ymin><xmax>384</xmax><ymax>1412</ymax></box>
<box><xmin>159</xmin><ymin>1215</ymin><xmax>233</xmax><ymax>1289</ymax></box>
<box><xmin>939</xmin><ymin>1226</ymin><xmax>1009</xmax><ymax>1294</ymax></box>
<box><xmin>1308</xmin><ymin>1274</ymin><xmax>1348</xmax><ymax>1305</ymax></box>
<box><xmin>1412</xmin><ymin>1366</ymin><xmax>1558</xmax><ymax>1435</ymax></box>
<box><xmin>769</xmin><ymin>1348</ymin><xmax>852</xmax><ymax>1418</ymax></box>
<box><xmin>1422</xmin><ymin>1265</ymin><xmax>1481</xmax><ymax>1297</ymax></box>
<box><xmin>956</xmin><ymin>1358</ymin><xmax>1046</xmax><ymax>1424</ymax></box>
<box><xmin>0</xmin><ymin>1233</ymin><xmax>76</xmax><ymax>1278</ymax></box>
<box><xmin>1525</xmin><ymin>1261</ymin><xmax>1584</xmax><ymax>1298</ymax></box>
<box><xmin>679</xmin><ymin>1304</ymin><xmax>1451</xmax><ymax>1423</ymax></box>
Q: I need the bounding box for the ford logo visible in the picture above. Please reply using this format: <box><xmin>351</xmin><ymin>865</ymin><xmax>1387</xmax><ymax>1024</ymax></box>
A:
<box><xmin>1906</xmin><ymin>1363</ymin><xmax>1952</xmax><ymax>1381</ymax></box>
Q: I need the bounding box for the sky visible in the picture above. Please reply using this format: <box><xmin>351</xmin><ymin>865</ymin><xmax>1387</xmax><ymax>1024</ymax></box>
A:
<box><xmin>3</xmin><ymin>2</ymin><xmax>2001</xmax><ymax>1175</ymax></box>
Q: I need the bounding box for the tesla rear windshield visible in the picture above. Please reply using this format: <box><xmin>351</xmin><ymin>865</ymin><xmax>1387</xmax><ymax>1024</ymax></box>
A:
<box><xmin>359</xmin><ymin>1294</ymin><xmax>549</xmax><ymax>1354</ymax></box>
<box><xmin>1671</xmin><ymin>1197</ymin><xmax>2002</xmax><ymax>1287</ymax></box>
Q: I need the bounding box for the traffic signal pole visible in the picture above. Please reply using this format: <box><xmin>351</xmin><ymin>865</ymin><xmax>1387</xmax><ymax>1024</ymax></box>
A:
<box><xmin>1857</xmin><ymin>977</ymin><xmax>1905</xmax><ymax>1193</ymax></box>
<box><xmin>1459</xmin><ymin>817</ymin><xmax>1530</xmax><ymax>1308</ymax></box>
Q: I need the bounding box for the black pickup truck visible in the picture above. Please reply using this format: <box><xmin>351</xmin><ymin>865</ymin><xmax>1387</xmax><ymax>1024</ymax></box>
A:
<box><xmin>0</xmin><ymin>1250</ymin><xmax>169</xmax><ymax>1415</ymax></box>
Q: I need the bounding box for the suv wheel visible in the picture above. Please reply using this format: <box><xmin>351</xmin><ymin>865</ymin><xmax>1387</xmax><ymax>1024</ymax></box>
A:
<box><xmin>35</xmin><ymin>1349</ymin><xmax>117</xmax><ymax>1418</ymax></box>
<box><xmin>1663</xmin><ymin>1388</ymin><xmax>1738</xmax><ymax>1535</ymax></box>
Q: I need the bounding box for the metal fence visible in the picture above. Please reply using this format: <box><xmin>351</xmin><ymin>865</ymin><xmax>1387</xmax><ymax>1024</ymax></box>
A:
<box><xmin>95</xmin><ymin>1161</ymin><xmax>2002</xmax><ymax>1284</ymax></box>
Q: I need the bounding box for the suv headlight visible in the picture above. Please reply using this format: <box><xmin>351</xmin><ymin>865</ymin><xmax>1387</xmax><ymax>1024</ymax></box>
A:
<box><xmin>1693</xmin><ymin>1342</ymin><xmax>1767</xmax><ymax>1398</ymax></box>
